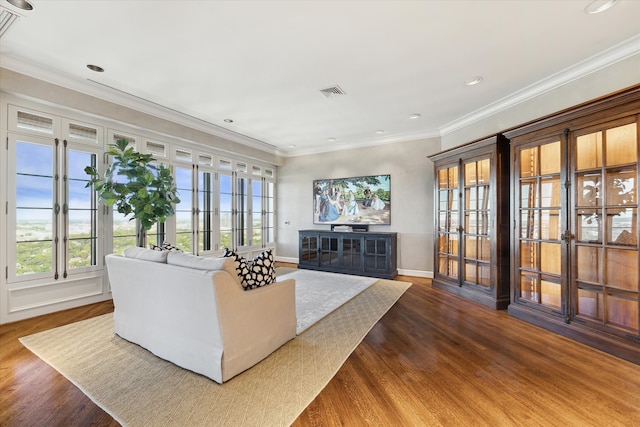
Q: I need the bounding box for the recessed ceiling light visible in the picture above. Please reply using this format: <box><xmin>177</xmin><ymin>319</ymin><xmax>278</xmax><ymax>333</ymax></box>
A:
<box><xmin>86</xmin><ymin>64</ymin><xmax>104</xmax><ymax>72</ymax></box>
<box><xmin>464</xmin><ymin>76</ymin><xmax>483</xmax><ymax>86</ymax></box>
<box><xmin>409</xmin><ymin>113</ymin><xmax>421</xmax><ymax>120</ymax></box>
<box><xmin>328</xmin><ymin>137</ymin><xmax>337</xmax><ymax>142</ymax></box>
<box><xmin>223</xmin><ymin>118</ymin><xmax>234</xmax><ymax>123</ymax></box>
<box><xmin>6</xmin><ymin>0</ymin><xmax>33</xmax><ymax>11</ymax></box>
<box><xmin>584</xmin><ymin>0</ymin><xmax>618</xmax><ymax>14</ymax></box>
<box><xmin>376</xmin><ymin>130</ymin><xmax>385</xmax><ymax>134</ymax></box>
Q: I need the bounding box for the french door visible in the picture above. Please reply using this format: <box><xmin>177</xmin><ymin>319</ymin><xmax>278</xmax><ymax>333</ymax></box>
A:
<box><xmin>7</xmin><ymin>108</ymin><xmax>104</xmax><ymax>283</ymax></box>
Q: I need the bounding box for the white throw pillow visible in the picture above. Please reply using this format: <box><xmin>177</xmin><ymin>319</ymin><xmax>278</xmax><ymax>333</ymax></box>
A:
<box><xmin>124</xmin><ymin>246</ymin><xmax>169</xmax><ymax>263</ymax></box>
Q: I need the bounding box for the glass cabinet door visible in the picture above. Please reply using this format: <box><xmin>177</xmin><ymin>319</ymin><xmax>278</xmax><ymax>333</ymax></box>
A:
<box><xmin>514</xmin><ymin>138</ymin><xmax>564</xmax><ymax>312</ymax></box>
<box><xmin>573</xmin><ymin>119</ymin><xmax>638</xmax><ymax>336</ymax></box>
<box><xmin>436</xmin><ymin>165</ymin><xmax>460</xmax><ymax>281</ymax></box>
<box><xmin>463</xmin><ymin>157</ymin><xmax>492</xmax><ymax>288</ymax></box>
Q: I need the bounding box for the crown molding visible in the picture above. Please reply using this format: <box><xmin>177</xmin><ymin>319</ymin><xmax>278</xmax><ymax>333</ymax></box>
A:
<box><xmin>279</xmin><ymin>127</ymin><xmax>441</xmax><ymax>157</ymax></box>
<box><xmin>0</xmin><ymin>54</ymin><xmax>278</xmax><ymax>155</ymax></box>
<box><xmin>439</xmin><ymin>34</ymin><xmax>640</xmax><ymax>136</ymax></box>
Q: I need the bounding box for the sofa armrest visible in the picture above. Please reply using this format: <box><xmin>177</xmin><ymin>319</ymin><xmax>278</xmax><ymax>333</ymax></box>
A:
<box><xmin>214</xmin><ymin>278</ymin><xmax>297</xmax><ymax>381</ymax></box>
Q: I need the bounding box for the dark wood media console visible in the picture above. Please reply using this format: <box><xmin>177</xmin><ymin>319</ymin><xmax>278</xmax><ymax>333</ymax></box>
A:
<box><xmin>298</xmin><ymin>230</ymin><xmax>397</xmax><ymax>279</ymax></box>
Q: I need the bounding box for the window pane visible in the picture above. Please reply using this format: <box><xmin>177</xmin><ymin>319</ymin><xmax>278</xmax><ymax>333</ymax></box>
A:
<box><xmin>540</xmin><ymin>141</ymin><xmax>561</xmax><ymax>175</ymax></box>
<box><xmin>465</xmin><ymin>212</ymin><xmax>477</xmax><ymax>234</ymax></box>
<box><xmin>68</xmin><ymin>210</ymin><xmax>93</xmax><ymax>239</ymax></box>
<box><xmin>448</xmin><ymin>167</ymin><xmax>458</xmax><ymax>188</ymax></box>
<box><xmin>541</xmin><ymin>280</ymin><xmax>561</xmax><ymax>308</ymax></box>
<box><xmin>465</xmin><ymin>187</ymin><xmax>476</xmax><ymax>210</ymax></box>
<box><xmin>607</xmin><ymin>293</ymin><xmax>638</xmax><ymax>332</ymax></box>
<box><xmin>464</xmin><ymin>236</ymin><xmax>477</xmax><ymax>258</ymax></box>
<box><xmin>577</xmin><ymin>287</ymin><xmax>603</xmax><ymax>320</ymax></box>
<box><xmin>16</xmin><ymin>141</ymin><xmax>54</xmax><ymax>276</ymax></box>
<box><xmin>68</xmin><ymin>238</ymin><xmax>94</xmax><ymax>268</ymax></box>
<box><xmin>540</xmin><ymin>209</ymin><xmax>561</xmax><ymax>241</ymax></box>
<box><xmin>606</xmin><ymin>123</ymin><xmax>637</xmax><ymax>167</ymax></box>
<box><xmin>520</xmin><ymin>241</ymin><xmax>538</xmax><ymax>270</ymax></box>
<box><xmin>438</xmin><ymin>169</ymin><xmax>448</xmax><ymax>188</ymax></box>
<box><xmin>198</xmin><ymin>171</ymin><xmax>214</xmax><ymax>252</ymax></box>
<box><xmin>520</xmin><ymin>147</ymin><xmax>538</xmax><ymax>178</ymax></box>
<box><xmin>520</xmin><ymin>180</ymin><xmax>537</xmax><ymax>209</ymax></box>
<box><xmin>608</xmin><ymin>208</ymin><xmax>637</xmax><ymax>246</ymax></box>
<box><xmin>478</xmin><ymin>237</ymin><xmax>490</xmax><ymax>261</ymax></box>
<box><xmin>606</xmin><ymin>167</ymin><xmax>635</xmax><ymax>206</ymax></box>
<box><xmin>521</xmin><ymin>210</ymin><xmax>538</xmax><ymax>239</ymax></box>
<box><xmin>576</xmin><ymin>209</ymin><xmax>601</xmax><ymax>243</ymax></box>
<box><xmin>16</xmin><ymin>241</ymin><xmax>53</xmax><ymax>275</ymax></box>
<box><xmin>576</xmin><ymin>173</ymin><xmax>601</xmax><ymax>207</ymax></box>
<box><xmin>16</xmin><ymin>175</ymin><xmax>52</xmax><ymax>209</ymax></box>
<box><xmin>464</xmin><ymin>162</ymin><xmax>476</xmax><ymax>186</ymax></box>
<box><xmin>520</xmin><ymin>272</ymin><xmax>539</xmax><ymax>302</ymax></box>
<box><xmin>606</xmin><ymin>248</ymin><xmax>638</xmax><ymax>291</ymax></box>
<box><xmin>576</xmin><ymin>246</ymin><xmax>602</xmax><ymax>283</ymax></box>
<box><xmin>576</xmin><ymin>132</ymin><xmax>603</xmax><ymax>170</ymax></box>
<box><xmin>477</xmin><ymin>159</ymin><xmax>490</xmax><ymax>184</ymax></box>
<box><xmin>540</xmin><ymin>176</ymin><xmax>561</xmax><ymax>208</ymax></box>
<box><xmin>112</xmin><ymin>205</ymin><xmax>137</xmax><ymax>253</ymax></box>
<box><xmin>540</xmin><ymin>242</ymin><xmax>561</xmax><ymax>275</ymax></box>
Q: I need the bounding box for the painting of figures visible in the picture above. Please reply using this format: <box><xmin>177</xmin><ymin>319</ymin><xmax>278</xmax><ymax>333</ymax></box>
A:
<box><xmin>313</xmin><ymin>175</ymin><xmax>391</xmax><ymax>225</ymax></box>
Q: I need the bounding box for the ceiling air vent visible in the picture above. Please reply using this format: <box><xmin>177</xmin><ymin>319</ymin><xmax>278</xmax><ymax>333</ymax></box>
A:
<box><xmin>320</xmin><ymin>85</ymin><xmax>346</xmax><ymax>98</ymax></box>
<box><xmin>0</xmin><ymin>6</ymin><xmax>20</xmax><ymax>38</ymax></box>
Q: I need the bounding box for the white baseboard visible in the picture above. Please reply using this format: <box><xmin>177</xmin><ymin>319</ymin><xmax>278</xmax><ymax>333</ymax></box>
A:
<box><xmin>397</xmin><ymin>268</ymin><xmax>433</xmax><ymax>279</ymax></box>
<box><xmin>275</xmin><ymin>256</ymin><xmax>299</xmax><ymax>264</ymax></box>
<box><xmin>275</xmin><ymin>256</ymin><xmax>433</xmax><ymax>279</ymax></box>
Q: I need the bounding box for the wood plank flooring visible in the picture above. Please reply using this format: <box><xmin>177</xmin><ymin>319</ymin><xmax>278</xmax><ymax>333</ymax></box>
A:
<box><xmin>1</xmin><ymin>271</ymin><xmax>639</xmax><ymax>426</ymax></box>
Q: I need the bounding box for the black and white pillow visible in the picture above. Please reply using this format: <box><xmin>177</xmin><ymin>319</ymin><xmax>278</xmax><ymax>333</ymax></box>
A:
<box><xmin>222</xmin><ymin>248</ymin><xmax>252</xmax><ymax>288</ymax></box>
<box><xmin>249</xmin><ymin>249</ymin><xmax>276</xmax><ymax>289</ymax></box>
<box><xmin>222</xmin><ymin>248</ymin><xmax>276</xmax><ymax>290</ymax></box>
<box><xmin>150</xmin><ymin>241</ymin><xmax>182</xmax><ymax>252</ymax></box>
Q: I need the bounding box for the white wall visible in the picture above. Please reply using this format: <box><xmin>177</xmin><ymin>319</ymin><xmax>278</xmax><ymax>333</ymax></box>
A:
<box><xmin>277</xmin><ymin>137</ymin><xmax>441</xmax><ymax>276</ymax></box>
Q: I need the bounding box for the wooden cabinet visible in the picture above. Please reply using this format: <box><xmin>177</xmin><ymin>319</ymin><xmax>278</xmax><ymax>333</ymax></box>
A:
<box><xmin>298</xmin><ymin>230</ymin><xmax>397</xmax><ymax>279</ymax></box>
<box><xmin>505</xmin><ymin>86</ymin><xmax>640</xmax><ymax>364</ymax></box>
<box><xmin>428</xmin><ymin>135</ymin><xmax>510</xmax><ymax>309</ymax></box>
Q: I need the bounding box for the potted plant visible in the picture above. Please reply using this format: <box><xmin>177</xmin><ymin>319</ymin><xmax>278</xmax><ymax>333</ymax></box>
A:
<box><xmin>85</xmin><ymin>138</ymin><xmax>180</xmax><ymax>247</ymax></box>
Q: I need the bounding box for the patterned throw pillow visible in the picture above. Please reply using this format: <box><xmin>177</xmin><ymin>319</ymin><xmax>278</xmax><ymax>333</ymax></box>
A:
<box><xmin>222</xmin><ymin>248</ymin><xmax>276</xmax><ymax>290</ymax></box>
<box><xmin>150</xmin><ymin>241</ymin><xmax>182</xmax><ymax>252</ymax></box>
<box><xmin>250</xmin><ymin>249</ymin><xmax>276</xmax><ymax>289</ymax></box>
<box><xmin>222</xmin><ymin>248</ymin><xmax>252</xmax><ymax>289</ymax></box>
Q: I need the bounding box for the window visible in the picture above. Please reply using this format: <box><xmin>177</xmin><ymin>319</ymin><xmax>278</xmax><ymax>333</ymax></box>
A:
<box><xmin>219</xmin><ymin>171</ymin><xmax>234</xmax><ymax>250</ymax></box>
<box><xmin>197</xmin><ymin>169</ymin><xmax>215</xmax><ymax>253</ymax></box>
<box><xmin>8</xmin><ymin>113</ymin><xmax>103</xmax><ymax>282</ymax></box>
<box><xmin>174</xmin><ymin>166</ymin><xmax>193</xmax><ymax>252</ymax></box>
<box><xmin>109</xmin><ymin>136</ymin><xmax>138</xmax><ymax>254</ymax></box>
<box><xmin>13</xmin><ymin>138</ymin><xmax>56</xmax><ymax>277</ymax></box>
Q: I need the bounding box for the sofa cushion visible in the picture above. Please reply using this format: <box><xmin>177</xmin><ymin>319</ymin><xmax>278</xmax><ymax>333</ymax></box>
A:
<box><xmin>249</xmin><ymin>249</ymin><xmax>276</xmax><ymax>289</ymax></box>
<box><xmin>166</xmin><ymin>252</ymin><xmax>237</xmax><ymax>278</ymax></box>
<box><xmin>124</xmin><ymin>246</ymin><xmax>169</xmax><ymax>263</ymax></box>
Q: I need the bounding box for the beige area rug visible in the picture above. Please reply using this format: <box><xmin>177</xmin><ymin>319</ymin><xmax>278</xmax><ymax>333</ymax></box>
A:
<box><xmin>20</xmin><ymin>278</ymin><xmax>411</xmax><ymax>427</ymax></box>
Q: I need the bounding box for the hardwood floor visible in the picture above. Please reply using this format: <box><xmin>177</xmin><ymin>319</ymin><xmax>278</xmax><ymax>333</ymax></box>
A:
<box><xmin>1</xmin><ymin>271</ymin><xmax>639</xmax><ymax>426</ymax></box>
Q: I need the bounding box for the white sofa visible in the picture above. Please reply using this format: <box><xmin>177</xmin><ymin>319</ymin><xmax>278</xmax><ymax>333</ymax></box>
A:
<box><xmin>105</xmin><ymin>248</ymin><xmax>296</xmax><ymax>383</ymax></box>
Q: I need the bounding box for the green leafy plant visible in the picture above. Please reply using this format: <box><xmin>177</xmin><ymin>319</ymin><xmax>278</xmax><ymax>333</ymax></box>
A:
<box><xmin>85</xmin><ymin>139</ymin><xmax>180</xmax><ymax>247</ymax></box>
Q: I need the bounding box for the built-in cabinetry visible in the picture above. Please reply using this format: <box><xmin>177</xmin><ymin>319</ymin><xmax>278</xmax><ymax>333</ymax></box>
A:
<box><xmin>505</xmin><ymin>86</ymin><xmax>640</xmax><ymax>364</ymax></box>
<box><xmin>298</xmin><ymin>230</ymin><xmax>397</xmax><ymax>279</ymax></box>
<box><xmin>428</xmin><ymin>135</ymin><xmax>510</xmax><ymax>309</ymax></box>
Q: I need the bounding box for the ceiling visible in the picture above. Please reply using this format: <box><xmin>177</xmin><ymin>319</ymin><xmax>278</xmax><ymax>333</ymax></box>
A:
<box><xmin>1</xmin><ymin>0</ymin><xmax>639</xmax><ymax>157</ymax></box>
